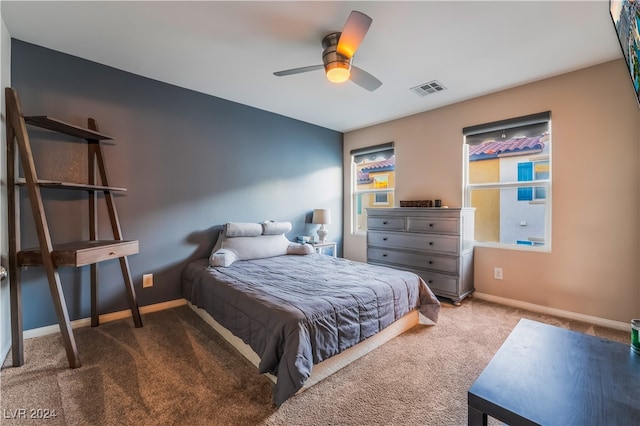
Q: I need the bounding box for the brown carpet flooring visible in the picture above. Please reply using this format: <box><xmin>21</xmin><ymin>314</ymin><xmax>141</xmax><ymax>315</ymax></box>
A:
<box><xmin>0</xmin><ymin>299</ymin><xmax>629</xmax><ymax>425</ymax></box>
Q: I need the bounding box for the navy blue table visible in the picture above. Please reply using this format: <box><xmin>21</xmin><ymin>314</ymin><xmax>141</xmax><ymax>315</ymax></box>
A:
<box><xmin>468</xmin><ymin>318</ymin><xmax>639</xmax><ymax>426</ymax></box>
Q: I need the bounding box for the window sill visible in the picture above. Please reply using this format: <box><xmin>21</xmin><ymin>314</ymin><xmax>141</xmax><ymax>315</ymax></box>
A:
<box><xmin>473</xmin><ymin>240</ymin><xmax>551</xmax><ymax>253</ymax></box>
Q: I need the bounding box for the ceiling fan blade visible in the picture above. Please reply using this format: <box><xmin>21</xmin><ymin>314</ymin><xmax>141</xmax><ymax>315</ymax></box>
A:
<box><xmin>274</xmin><ymin>65</ymin><xmax>324</xmax><ymax>77</ymax></box>
<box><xmin>350</xmin><ymin>66</ymin><xmax>382</xmax><ymax>92</ymax></box>
<box><xmin>336</xmin><ymin>11</ymin><xmax>372</xmax><ymax>58</ymax></box>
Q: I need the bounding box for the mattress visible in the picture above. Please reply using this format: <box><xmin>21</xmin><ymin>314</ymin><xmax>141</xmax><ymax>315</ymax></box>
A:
<box><xmin>182</xmin><ymin>254</ymin><xmax>440</xmax><ymax>405</ymax></box>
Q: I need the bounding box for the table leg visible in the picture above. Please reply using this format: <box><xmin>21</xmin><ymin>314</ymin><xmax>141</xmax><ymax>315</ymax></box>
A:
<box><xmin>468</xmin><ymin>405</ymin><xmax>487</xmax><ymax>426</ymax></box>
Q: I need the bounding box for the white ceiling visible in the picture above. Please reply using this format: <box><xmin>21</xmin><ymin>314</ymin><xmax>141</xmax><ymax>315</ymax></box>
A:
<box><xmin>1</xmin><ymin>1</ymin><xmax>622</xmax><ymax>132</ymax></box>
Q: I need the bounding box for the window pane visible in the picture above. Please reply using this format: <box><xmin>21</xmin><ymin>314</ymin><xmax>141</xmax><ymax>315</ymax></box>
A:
<box><xmin>465</xmin><ymin>116</ymin><xmax>550</xmax><ymax>249</ymax></box>
<box><xmin>375</xmin><ymin>193</ymin><xmax>388</xmax><ymax>204</ymax></box>
<box><xmin>353</xmin><ymin>150</ymin><xmax>395</xmax><ymax>233</ymax></box>
<box><xmin>534</xmin><ymin>187</ymin><xmax>546</xmax><ymax>199</ymax></box>
<box><xmin>356</xmin><ymin>158</ymin><xmax>394</xmax><ymax>190</ymax></box>
<box><xmin>354</xmin><ymin>193</ymin><xmax>366</xmax><ymax>233</ymax></box>
<box><xmin>373</xmin><ymin>175</ymin><xmax>389</xmax><ymax>189</ymax></box>
<box><xmin>356</xmin><ymin>191</ymin><xmax>393</xmax><ymax>211</ymax></box>
<box><xmin>534</xmin><ymin>160</ymin><xmax>549</xmax><ymax>200</ymax></box>
<box><xmin>469</xmin><ymin>186</ymin><xmax>547</xmax><ymax>246</ymax></box>
<box><xmin>534</xmin><ymin>160</ymin><xmax>549</xmax><ymax>179</ymax></box>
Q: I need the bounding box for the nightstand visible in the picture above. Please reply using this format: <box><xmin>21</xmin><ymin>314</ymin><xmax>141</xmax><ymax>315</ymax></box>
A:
<box><xmin>310</xmin><ymin>241</ymin><xmax>337</xmax><ymax>257</ymax></box>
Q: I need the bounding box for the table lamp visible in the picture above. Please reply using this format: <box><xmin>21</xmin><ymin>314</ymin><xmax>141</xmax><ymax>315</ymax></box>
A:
<box><xmin>312</xmin><ymin>208</ymin><xmax>332</xmax><ymax>243</ymax></box>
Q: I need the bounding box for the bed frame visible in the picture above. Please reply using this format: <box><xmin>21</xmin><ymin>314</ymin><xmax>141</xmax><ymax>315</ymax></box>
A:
<box><xmin>188</xmin><ymin>302</ymin><xmax>426</xmax><ymax>392</ymax></box>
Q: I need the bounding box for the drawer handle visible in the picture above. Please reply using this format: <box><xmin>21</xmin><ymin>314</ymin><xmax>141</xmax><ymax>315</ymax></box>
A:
<box><xmin>429</xmin><ymin>242</ymin><xmax>434</xmax><ymax>246</ymax></box>
<box><xmin>382</xmin><ymin>253</ymin><xmax>388</xmax><ymax>257</ymax></box>
<box><xmin>429</xmin><ymin>223</ymin><xmax>434</xmax><ymax>227</ymax></box>
<box><xmin>428</xmin><ymin>261</ymin><xmax>433</xmax><ymax>264</ymax></box>
<box><xmin>383</xmin><ymin>221</ymin><xmax>388</xmax><ymax>225</ymax></box>
<box><xmin>428</xmin><ymin>280</ymin><xmax>433</xmax><ymax>284</ymax></box>
<box><xmin>382</xmin><ymin>237</ymin><xmax>388</xmax><ymax>241</ymax></box>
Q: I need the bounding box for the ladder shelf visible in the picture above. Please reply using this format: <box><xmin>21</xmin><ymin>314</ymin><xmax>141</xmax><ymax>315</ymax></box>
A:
<box><xmin>5</xmin><ymin>87</ymin><xmax>143</xmax><ymax>369</ymax></box>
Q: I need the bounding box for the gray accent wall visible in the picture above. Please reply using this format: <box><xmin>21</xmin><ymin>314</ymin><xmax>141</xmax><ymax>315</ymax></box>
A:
<box><xmin>10</xmin><ymin>40</ymin><xmax>343</xmax><ymax>330</ymax></box>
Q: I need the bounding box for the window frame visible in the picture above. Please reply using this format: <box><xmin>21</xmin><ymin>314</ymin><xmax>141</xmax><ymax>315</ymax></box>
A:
<box><xmin>463</xmin><ymin>112</ymin><xmax>552</xmax><ymax>252</ymax></box>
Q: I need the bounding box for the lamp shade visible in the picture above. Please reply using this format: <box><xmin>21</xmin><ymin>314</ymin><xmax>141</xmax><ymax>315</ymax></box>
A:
<box><xmin>312</xmin><ymin>209</ymin><xmax>332</xmax><ymax>225</ymax></box>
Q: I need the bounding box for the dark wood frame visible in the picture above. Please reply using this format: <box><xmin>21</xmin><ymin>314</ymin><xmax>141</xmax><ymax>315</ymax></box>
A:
<box><xmin>5</xmin><ymin>88</ymin><xmax>142</xmax><ymax>368</ymax></box>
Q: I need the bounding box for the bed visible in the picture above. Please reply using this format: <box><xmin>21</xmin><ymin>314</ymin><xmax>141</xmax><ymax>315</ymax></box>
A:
<box><xmin>181</xmin><ymin>222</ymin><xmax>440</xmax><ymax>406</ymax></box>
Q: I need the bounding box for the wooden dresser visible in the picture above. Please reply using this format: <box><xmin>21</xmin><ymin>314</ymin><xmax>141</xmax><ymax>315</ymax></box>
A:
<box><xmin>366</xmin><ymin>207</ymin><xmax>475</xmax><ymax>305</ymax></box>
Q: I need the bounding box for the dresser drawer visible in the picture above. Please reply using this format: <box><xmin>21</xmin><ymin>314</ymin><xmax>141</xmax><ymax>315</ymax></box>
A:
<box><xmin>367</xmin><ymin>248</ymin><xmax>458</xmax><ymax>274</ymax></box>
<box><xmin>407</xmin><ymin>217</ymin><xmax>459</xmax><ymax>235</ymax></box>
<box><xmin>367</xmin><ymin>216</ymin><xmax>405</xmax><ymax>231</ymax></box>
<box><xmin>368</xmin><ymin>231</ymin><xmax>460</xmax><ymax>255</ymax></box>
<box><xmin>417</xmin><ymin>271</ymin><xmax>459</xmax><ymax>296</ymax></box>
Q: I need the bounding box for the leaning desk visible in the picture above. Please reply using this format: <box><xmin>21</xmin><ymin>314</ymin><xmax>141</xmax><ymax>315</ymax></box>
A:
<box><xmin>468</xmin><ymin>318</ymin><xmax>639</xmax><ymax>426</ymax></box>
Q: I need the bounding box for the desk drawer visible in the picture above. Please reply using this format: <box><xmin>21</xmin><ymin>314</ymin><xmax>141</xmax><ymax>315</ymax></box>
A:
<box><xmin>407</xmin><ymin>217</ymin><xmax>459</xmax><ymax>235</ymax></box>
<box><xmin>367</xmin><ymin>216</ymin><xmax>405</xmax><ymax>231</ymax></box>
<box><xmin>368</xmin><ymin>231</ymin><xmax>460</xmax><ymax>255</ymax></box>
<box><xmin>367</xmin><ymin>248</ymin><xmax>458</xmax><ymax>274</ymax></box>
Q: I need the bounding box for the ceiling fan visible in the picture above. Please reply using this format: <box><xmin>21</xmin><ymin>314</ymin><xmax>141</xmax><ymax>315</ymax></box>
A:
<box><xmin>273</xmin><ymin>11</ymin><xmax>382</xmax><ymax>92</ymax></box>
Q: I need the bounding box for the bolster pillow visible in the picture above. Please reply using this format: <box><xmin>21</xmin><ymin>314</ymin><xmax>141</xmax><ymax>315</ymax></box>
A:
<box><xmin>262</xmin><ymin>221</ymin><xmax>292</xmax><ymax>235</ymax></box>
<box><xmin>210</xmin><ymin>234</ymin><xmax>291</xmax><ymax>267</ymax></box>
<box><xmin>224</xmin><ymin>222</ymin><xmax>263</xmax><ymax>238</ymax></box>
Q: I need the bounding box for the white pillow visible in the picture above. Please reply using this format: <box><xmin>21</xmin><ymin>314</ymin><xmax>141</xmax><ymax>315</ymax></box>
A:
<box><xmin>209</xmin><ymin>234</ymin><xmax>291</xmax><ymax>267</ymax></box>
<box><xmin>286</xmin><ymin>243</ymin><xmax>314</xmax><ymax>255</ymax></box>
<box><xmin>225</xmin><ymin>222</ymin><xmax>263</xmax><ymax>237</ymax></box>
<box><xmin>210</xmin><ymin>248</ymin><xmax>238</xmax><ymax>267</ymax></box>
<box><xmin>262</xmin><ymin>221</ymin><xmax>292</xmax><ymax>235</ymax></box>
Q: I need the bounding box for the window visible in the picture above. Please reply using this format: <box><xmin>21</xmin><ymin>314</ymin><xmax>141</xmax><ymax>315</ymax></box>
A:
<box><xmin>351</xmin><ymin>143</ymin><xmax>395</xmax><ymax>234</ymax></box>
<box><xmin>517</xmin><ymin>159</ymin><xmax>549</xmax><ymax>201</ymax></box>
<box><xmin>463</xmin><ymin>112</ymin><xmax>551</xmax><ymax>249</ymax></box>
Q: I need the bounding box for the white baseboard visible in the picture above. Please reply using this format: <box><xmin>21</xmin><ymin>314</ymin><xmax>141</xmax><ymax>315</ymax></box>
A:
<box><xmin>22</xmin><ymin>299</ymin><xmax>187</xmax><ymax>340</ymax></box>
<box><xmin>473</xmin><ymin>292</ymin><xmax>630</xmax><ymax>331</ymax></box>
<box><xmin>7</xmin><ymin>294</ymin><xmax>630</xmax><ymax>357</ymax></box>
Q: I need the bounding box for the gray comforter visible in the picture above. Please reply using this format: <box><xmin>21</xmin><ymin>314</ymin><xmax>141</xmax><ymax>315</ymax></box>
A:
<box><xmin>182</xmin><ymin>254</ymin><xmax>440</xmax><ymax>406</ymax></box>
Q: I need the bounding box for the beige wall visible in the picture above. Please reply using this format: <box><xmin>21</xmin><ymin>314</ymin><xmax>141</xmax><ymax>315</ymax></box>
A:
<box><xmin>344</xmin><ymin>59</ymin><xmax>640</xmax><ymax>323</ymax></box>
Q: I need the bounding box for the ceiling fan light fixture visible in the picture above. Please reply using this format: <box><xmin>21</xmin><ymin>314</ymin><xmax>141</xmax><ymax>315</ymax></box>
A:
<box><xmin>326</xmin><ymin>63</ymin><xmax>351</xmax><ymax>83</ymax></box>
<box><xmin>322</xmin><ymin>33</ymin><xmax>351</xmax><ymax>84</ymax></box>
<box><xmin>273</xmin><ymin>12</ymin><xmax>381</xmax><ymax>91</ymax></box>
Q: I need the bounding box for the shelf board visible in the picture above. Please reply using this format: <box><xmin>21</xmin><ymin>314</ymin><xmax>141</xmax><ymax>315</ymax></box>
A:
<box><xmin>16</xmin><ymin>178</ymin><xmax>127</xmax><ymax>192</ymax></box>
<box><xmin>24</xmin><ymin>116</ymin><xmax>113</xmax><ymax>141</ymax></box>
<box><xmin>18</xmin><ymin>240</ymin><xmax>139</xmax><ymax>267</ymax></box>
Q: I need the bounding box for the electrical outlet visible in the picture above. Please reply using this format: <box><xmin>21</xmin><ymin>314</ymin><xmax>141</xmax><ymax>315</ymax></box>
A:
<box><xmin>143</xmin><ymin>273</ymin><xmax>153</xmax><ymax>288</ymax></box>
<box><xmin>494</xmin><ymin>267</ymin><xmax>503</xmax><ymax>280</ymax></box>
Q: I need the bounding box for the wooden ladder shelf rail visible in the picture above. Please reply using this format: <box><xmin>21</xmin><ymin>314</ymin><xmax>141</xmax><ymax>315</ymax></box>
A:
<box><xmin>5</xmin><ymin>87</ymin><xmax>143</xmax><ymax>369</ymax></box>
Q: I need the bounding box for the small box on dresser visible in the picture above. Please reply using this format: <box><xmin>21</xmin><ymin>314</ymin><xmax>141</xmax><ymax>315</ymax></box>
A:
<box><xmin>366</xmin><ymin>207</ymin><xmax>475</xmax><ymax>305</ymax></box>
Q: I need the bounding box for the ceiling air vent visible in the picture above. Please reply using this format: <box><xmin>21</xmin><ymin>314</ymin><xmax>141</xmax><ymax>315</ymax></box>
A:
<box><xmin>410</xmin><ymin>80</ymin><xmax>446</xmax><ymax>97</ymax></box>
